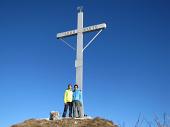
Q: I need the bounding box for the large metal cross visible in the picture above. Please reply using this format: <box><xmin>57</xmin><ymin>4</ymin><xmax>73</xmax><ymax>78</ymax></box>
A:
<box><xmin>56</xmin><ymin>7</ymin><xmax>106</xmax><ymax>116</ymax></box>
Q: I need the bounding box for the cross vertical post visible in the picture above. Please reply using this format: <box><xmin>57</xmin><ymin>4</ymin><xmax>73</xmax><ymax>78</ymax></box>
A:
<box><xmin>75</xmin><ymin>7</ymin><xmax>84</xmax><ymax>116</ymax></box>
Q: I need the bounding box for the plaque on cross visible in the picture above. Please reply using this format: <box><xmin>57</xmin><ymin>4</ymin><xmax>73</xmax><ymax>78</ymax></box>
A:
<box><xmin>56</xmin><ymin>7</ymin><xmax>106</xmax><ymax>116</ymax></box>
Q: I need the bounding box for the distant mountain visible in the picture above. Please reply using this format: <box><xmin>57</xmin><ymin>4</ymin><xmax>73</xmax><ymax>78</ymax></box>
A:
<box><xmin>11</xmin><ymin>117</ymin><xmax>117</xmax><ymax>127</ymax></box>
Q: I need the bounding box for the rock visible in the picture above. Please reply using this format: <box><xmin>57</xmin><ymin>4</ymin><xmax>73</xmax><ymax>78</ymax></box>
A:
<box><xmin>49</xmin><ymin>111</ymin><xmax>60</xmax><ymax>120</ymax></box>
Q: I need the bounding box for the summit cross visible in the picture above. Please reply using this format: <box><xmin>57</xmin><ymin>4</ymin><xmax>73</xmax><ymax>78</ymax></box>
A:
<box><xmin>56</xmin><ymin>6</ymin><xmax>106</xmax><ymax>116</ymax></box>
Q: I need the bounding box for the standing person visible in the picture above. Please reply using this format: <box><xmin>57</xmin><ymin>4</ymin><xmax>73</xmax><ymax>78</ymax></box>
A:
<box><xmin>72</xmin><ymin>84</ymin><xmax>83</xmax><ymax>118</ymax></box>
<box><xmin>62</xmin><ymin>84</ymin><xmax>73</xmax><ymax>117</ymax></box>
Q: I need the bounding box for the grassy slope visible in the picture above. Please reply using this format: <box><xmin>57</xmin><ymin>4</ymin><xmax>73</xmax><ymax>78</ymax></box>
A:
<box><xmin>11</xmin><ymin>117</ymin><xmax>118</xmax><ymax>127</ymax></box>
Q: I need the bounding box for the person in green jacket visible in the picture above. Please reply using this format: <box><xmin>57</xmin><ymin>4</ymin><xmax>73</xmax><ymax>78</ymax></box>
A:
<box><xmin>62</xmin><ymin>84</ymin><xmax>73</xmax><ymax>117</ymax></box>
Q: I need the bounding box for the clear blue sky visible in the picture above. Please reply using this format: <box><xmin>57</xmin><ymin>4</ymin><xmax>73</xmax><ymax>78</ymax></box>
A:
<box><xmin>0</xmin><ymin>0</ymin><xmax>169</xmax><ymax>127</ymax></box>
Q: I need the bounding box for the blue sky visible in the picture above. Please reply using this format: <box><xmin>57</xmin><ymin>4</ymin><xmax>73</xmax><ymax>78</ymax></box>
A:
<box><xmin>0</xmin><ymin>0</ymin><xmax>170</xmax><ymax>127</ymax></box>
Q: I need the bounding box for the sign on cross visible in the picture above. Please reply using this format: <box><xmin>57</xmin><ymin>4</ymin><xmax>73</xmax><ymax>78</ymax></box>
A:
<box><xmin>56</xmin><ymin>7</ymin><xmax>106</xmax><ymax>117</ymax></box>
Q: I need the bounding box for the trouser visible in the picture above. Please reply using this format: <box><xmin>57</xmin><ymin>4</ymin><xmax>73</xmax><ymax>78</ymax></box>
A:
<box><xmin>73</xmin><ymin>100</ymin><xmax>83</xmax><ymax>118</ymax></box>
<box><xmin>62</xmin><ymin>102</ymin><xmax>72</xmax><ymax>117</ymax></box>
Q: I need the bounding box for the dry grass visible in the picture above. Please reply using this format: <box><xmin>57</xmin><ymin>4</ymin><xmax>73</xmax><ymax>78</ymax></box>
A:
<box><xmin>11</xmin><ymin>117</ymin><xmax>118</xmax><ymax>127</ymax></box>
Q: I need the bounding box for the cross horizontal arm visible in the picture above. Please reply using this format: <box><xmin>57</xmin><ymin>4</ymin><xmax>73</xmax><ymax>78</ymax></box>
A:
<box><xmin>56</xmin><ymin>23</ymin><xmax>106</xmax><ymax>39</ymax></box>
<box><xmin>83</xmin><ymin>23</ymin><xmax>106</xmax><ymax>33</ymax></box>
<box><xmin>57</xmin><ymin>29</ymin><xmax>78</xmax><ymax>39</ymax></box>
